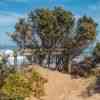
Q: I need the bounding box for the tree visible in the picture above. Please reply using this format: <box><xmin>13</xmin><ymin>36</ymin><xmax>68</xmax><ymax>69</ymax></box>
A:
<box><xmin>28</xmin><ymin>7</ymin><xmax>75</xmax><ymax>48</ymax></box>
<box><xmin>62</xmin><ymin>16</ymin><xmax>97</xmax><ymax>72</ymax></box>
<box><xmin>10</xmin><ymin>18</ymin><xmax>33</xmax><ymax>49</ymax></box>
<box><xmin>9</xmin><ymin>7</ymin><xmax>97</xmax><ymax>73</ymax></box>
<box><xmin>28</xmin><ymin>7</ymin><xmax>75</xmax><ymax>68</ymax></box>
<box><xmin>76</xmin><ymin>16</ymin><xmax>96</xmax><ymax>41</ymax></box>
<box><xmin>93</xmin><ymin>42</ymin><xmax>100</xmax><ymax>63</ymax></box>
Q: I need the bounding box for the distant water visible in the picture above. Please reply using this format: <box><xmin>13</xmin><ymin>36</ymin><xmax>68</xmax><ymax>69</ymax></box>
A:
<box><xmin>0</xmin><ymin>45</ymin><xmax>16</xmax><ymax>50</ymax></box>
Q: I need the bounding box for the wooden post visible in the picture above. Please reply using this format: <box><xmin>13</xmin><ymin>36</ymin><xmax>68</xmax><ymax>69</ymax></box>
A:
<box><xmin>68</xmin><ymin>55</ymin><xmax>72</xmax><ymax>74</ymax></box>
<box><xmin>48</xmin><ymin>52</ymin><xmax>50</xmax><ymax>68</ymax></box>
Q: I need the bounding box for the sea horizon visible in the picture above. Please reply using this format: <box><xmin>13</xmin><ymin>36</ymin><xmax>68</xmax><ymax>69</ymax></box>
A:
<box><xmin>0</xmin><ymin>45</ymin><xmax>16</xmax><ymax>50</ymax></box>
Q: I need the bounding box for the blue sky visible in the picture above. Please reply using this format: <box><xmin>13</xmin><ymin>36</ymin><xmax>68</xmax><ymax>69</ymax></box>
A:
<box><xmin>0</xmin><ymin>0</ymin><xmax>100</xmax><ymax>46</ymax></box>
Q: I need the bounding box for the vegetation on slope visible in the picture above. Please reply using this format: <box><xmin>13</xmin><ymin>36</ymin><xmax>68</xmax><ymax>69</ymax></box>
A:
<box><xmin>0</xmin><ymin>65</ymin><xmax>47</xmax><ymax>100</ymax></box>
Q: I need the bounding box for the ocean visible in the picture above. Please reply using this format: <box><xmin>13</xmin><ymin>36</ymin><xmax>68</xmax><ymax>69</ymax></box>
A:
<box><xmin>0</xmin><ymin>45</ymin><xmax>16</xmax><ymax>50</ymax></box>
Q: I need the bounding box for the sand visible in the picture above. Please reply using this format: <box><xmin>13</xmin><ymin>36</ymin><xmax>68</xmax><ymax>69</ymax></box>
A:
<box><xmin>26</xmin><ymin>65</ymin><xmax>100</xmax><ymax>100</ymax></box>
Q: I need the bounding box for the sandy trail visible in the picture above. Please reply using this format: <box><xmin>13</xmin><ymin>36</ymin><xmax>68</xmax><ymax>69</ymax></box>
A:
<box><xmin>27</xmin><ymin>65</ymin><xmax>100</xmax><ymax>100</ymax></box>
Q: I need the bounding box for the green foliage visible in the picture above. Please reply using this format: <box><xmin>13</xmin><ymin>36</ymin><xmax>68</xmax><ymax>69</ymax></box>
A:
<box><xmin>86</xmin><ymin>75</ymin><xmax>100</xmax><ymax>96</ymax></box>
<box><xmin>31</xmin><ymin>69</ymin><xmax>41</xmax><ymax>81</ymax></box>
<box><xmin>29</xmin><ymin>7</ymin><xmax>74</xmax><ymax>48</ymax></box>
<box><xmin>10</xmin><ymin>7</ymin><xmax>97</xmax><ymax>50</ymax></box>
<box><xmin>0</xmin><ymin>65</ymin><xmax>15</xmax><ymax>88</ymax></box>
<box><xmin>0</xmin><ymin>65</ymin><xmax>17</xmax><ymax>100</ymax></box>
<box><xmin>93</xmin><ymin>42</ymin><xmax>100</xmax><ymax>58</ymax></box>
<box><xmin>53</xmin><ymin>7</ymin><xmax>74</xmax><ymax>32</ymax></box>
<box><xmin>10</xmin><ymin>18</ymin><xmax>33</xmax><ymax>48</ymax></box>
<box><xmin>1</xmin><ymin>72</ymin><xmax>32</xmax><ymax>100</ymax></box>
<box><xmin>9</xmin><ymin>7</ymin><xmax>97</xmax><ymax>73</ymax></box>
<box><xmin>0</xmin><ymin>67</ymin><xmax>47</xmax><ymax>100</ymax></box>
<box><xmin>77</xmin><ymin>16</ymin><xmax>97</xmax><ymax>40</ymax></box>
<box><xmin>0</xmin><ymin>56</ymin><xmax>6</xmax><ymax>65</ymax></box>
<box><xmin>31</xmin><ymin>69</ymin><xmax>47</xmax><ymax>98</ymax></box>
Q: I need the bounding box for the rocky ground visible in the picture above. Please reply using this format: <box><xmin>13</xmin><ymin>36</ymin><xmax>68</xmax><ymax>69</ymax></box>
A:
<box><xmin>26</xmin><ymin>65</ymin><xmax>100</xmax><ymax>100</ymax></box>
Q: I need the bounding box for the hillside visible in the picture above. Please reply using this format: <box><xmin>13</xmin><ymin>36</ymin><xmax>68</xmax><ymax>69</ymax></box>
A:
<box><xmin>26</xmin><ymin>65</ymin><xmax>100</xmax><ymax>100</ymax></box>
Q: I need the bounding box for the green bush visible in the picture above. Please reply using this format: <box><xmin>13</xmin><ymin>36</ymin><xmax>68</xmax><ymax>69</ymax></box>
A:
<box><xmin>1</xmin><ymin>72</ymin><xmax>32</xmax><ymax>100</ymax></box>
<box><xmin>0</xmin><ymin>68</ymin><xmax>47</xmax><ymax>100</ymax></box>
<box><xmin>0</xmin><ymin>65</ymin><xmax>15</xmax><ymax>88</ymax></box>
<box><xmin>31</xmin><ymin>69</ymin><xmax>41</xmax><ymax>81</ymax></box>
<box><xmin>31</xmin><ymin>69</ymin><xmax>47</xmax><ymax>98</ymax></box>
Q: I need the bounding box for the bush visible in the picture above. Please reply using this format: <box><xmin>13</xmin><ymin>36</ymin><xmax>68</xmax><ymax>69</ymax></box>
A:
<box><xmin>85</xmin><ymin>75</ymin><xmax>100</xmax><ymax>96</ymax></box>
<box><xmin>0</xmin><ymin>64</ymin><xmax>15</xmax><ymax>88</ymax></box>
<box><xmin>31</xmin><ymin>69</ymin><xmax>47</xmax><ymax>98</ymax></box>
<box><xmin>0</xmin><ymin>67</ymin><xmax>47</xmax><ymax>100</ymax></box>
<box><xmin>1</xmin><ymin>72</ymin><xmax>32</xmax><ymax>100</ymax></box>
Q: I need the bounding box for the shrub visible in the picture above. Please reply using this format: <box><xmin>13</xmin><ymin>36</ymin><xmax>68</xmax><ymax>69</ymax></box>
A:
<box><xmin>86</xmin><ymin>75</ymin><xmax>100</xmax><ymax>96</ymax></box>
<box><xmin>31</xmin><ymin>69</ymin><xmax>42</xmax><ymax>81</ymax></box>
<box><xmin>0</xmin><ymin>68</ymin><xmax>47</xmax><ymax>100</ymax></box>
<box><xmin>1</xmin><ymin>72</ymin><xmax>33</xmax><ymax>100</ymax></box>
<box><xmin>29</xmin><ymin>69</ymin><xmax>47</xmax><ymax>99</ymax></box>
<box><xmin>0</xmin><ymin>64</ymin><xmax>15</xmax><ymax>88</ymax></box>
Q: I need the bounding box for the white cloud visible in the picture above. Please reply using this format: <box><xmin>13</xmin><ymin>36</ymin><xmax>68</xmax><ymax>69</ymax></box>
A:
<box><xmin>0</xmin><ymin>10</ymin><xmax>28</xmax><ymax>31</ymax></box>
<box><xmin>0</xmin><ymin>11</ymin><xmax>25</xmax><ymax>28</ymax></box>
<box><xmin>0</xmin><ymin>11</ymin><xmax>26</xmax><ymax>46</ymax></box>
<box><xmin>0</xmin><ymin>11</ymin><xmax>24</xmax><ymax>45</ymax></box>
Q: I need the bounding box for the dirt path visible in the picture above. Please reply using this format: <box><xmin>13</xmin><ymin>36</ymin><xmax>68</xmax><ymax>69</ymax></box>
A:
<box><xmin>27</xmin><ymin>65</ymin><xmax>100</xmax><ymax>100</ymax></box>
